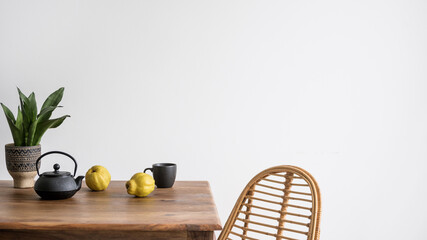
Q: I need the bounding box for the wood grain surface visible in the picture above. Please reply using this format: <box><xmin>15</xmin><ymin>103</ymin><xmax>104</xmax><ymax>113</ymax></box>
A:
<box><xmin>0</xmin><ymin>181</ymin><xmax>221</xmax><ymax>239</ymax></box>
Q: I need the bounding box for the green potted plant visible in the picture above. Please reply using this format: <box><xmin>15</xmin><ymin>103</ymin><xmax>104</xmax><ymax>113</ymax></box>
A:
<box><xmin>1</xmin><ymin>87</ymin><xmax>69</xmax><ymax>188</ymax></box>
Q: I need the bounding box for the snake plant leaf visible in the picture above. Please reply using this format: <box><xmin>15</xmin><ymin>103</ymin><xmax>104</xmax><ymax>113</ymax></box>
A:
<box><xmin>49</xmin><ymin>114</ymin><xmax>70</xmax><ymax>129</ymax></box>
<box><xmin>30</xmin><ymin>106</ymin><xmax>61</xmax><ymax>144</ymax></box>
<box><xmin>15</xmin><ymin>107</ymin><xmax>23</xmax><ymax>130</ymax></box>
<box><xmin>27</xmin><ymin>121</ymin><xmax>37</xmax><ymax>146</ymax></box>
<box><xmin>17</xmin><ymin>88</ymin><xmax>29</xmax><ymax>119</ymax></box>
<box><xmin>37</xmin><ymin>105</ymin><xmax>60</xmax><ymax>122</ymax></box>
<box><xmin>28</xmin><ymin>92</ymin><xmax>37</xmax><ymax>123</ymax></box>
<box><xmin>15</xmin><ymin>107</ymin><xmax>24</xmax><ymax>144</ymax></box>
<box><xmin>1</xmin><ymin>103</ymin><xmax>15</xmax><ymax>124</ymax></box>
<box><xmin>40</xmin><ymin>87</ymin><xmax>64</xmax><ymax>121</ymax></box>
<box><xmin>17</xmin><ymin>88</ymin><xmax>31</xmax><ymax>139</ymax></box>
<box><xmin>33</xmin><ymin>115</ymin><xmax>70</xmax><ymax>145</ymax></box>
<box><xmin>1</xmin><ymin>103</ymin><xmax>23</xmax><ymax>146</ymax></box>
<box><xmin>40</xmin><ymin>87</ymin><xmax>64</xmax><ymax>119</ymax></box>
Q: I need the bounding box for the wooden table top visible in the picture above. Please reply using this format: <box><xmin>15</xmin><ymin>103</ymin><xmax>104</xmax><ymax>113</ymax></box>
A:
<box><xmin>0</xmin><ymin>181</ymin><xmax>222</xmax><ymax>232</ymax></box>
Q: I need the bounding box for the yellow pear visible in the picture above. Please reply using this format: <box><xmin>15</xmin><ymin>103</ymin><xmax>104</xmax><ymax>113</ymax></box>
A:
<box><xmin>126</xmin><ymin>173</ymin><xmax>155</xmax><ymax>197</ymax></box>
<box><xmin>85</xmin><ymin>165</ymin><xmax>111</xmax><ymax>191</ymax></box>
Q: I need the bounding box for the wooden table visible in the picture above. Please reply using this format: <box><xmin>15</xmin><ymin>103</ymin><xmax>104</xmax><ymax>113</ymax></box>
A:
<box><xmin>0</xmin><ymin>181</ymin><xmax>222</xmax><ymax>240</ymax></box>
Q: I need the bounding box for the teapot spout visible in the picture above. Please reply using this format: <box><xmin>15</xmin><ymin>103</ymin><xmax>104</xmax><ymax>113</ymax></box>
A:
<box><xmin>75</xmin><ymin>176</ymin><xmax>85</xmax><ymax>191</ymax></box>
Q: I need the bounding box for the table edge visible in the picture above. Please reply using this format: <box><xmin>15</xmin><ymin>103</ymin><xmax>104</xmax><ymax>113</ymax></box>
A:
<box><xmin>0</xmin><ymin>180</ymin><xmax>223</xmax><ymax>232</ymax></box>
<box><xmin>0</xmin><ymin>222</ymin><xmax>223</xmax><ymax>231</ymax></box>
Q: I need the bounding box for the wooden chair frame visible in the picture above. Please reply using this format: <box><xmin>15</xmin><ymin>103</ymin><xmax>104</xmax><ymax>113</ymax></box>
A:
<box><xmin>218</xmin><ymin>165</ymin><xmax>321</xmax><ymax>240</ymax></box>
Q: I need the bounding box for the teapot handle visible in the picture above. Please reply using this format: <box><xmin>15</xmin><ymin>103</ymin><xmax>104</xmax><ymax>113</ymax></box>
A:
<box><xmin>36</xmin><ymin>151</ymin><xmax>78</xmax><ymax>177</ymax></box>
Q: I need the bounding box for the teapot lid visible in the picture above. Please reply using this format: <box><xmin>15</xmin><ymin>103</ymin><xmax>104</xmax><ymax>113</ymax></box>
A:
<box><xmin>41</xmin><ymin>163</ymin><xmax>71</xmax><ymax>177</ymax></box>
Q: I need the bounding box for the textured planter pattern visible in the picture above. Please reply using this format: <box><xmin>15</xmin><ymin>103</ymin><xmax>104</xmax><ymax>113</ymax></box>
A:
<box><xmin>5</xmin><ymin>144</ymin><xmax>41</xmax><ymax>188</ymax></box>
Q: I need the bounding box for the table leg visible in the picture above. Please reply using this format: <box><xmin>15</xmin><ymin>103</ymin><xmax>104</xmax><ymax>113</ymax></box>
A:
<box><xmin>187</xmin><ymin>231</ymin><xmax>215</xmax><ymax>240</ymax></box>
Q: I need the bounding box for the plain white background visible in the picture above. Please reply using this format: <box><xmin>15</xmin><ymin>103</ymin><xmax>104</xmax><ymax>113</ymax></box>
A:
<box><xmin>1</xmin><ymin>0</ymin><xmax>427</xmax><ymax>239</ymax></box>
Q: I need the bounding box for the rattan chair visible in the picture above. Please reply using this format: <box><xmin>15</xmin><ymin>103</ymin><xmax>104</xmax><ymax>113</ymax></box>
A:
<box><xmin>218</xmin><ymin>165</ymin><xmax>321</xmax><ymax>240</ymax></box>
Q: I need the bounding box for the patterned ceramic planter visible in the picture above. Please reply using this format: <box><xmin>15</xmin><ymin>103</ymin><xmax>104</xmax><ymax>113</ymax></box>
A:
<box><xmin>5</xmin><ymin>143</ymin><xmax>41</xmax><ymax>188</ymax></box>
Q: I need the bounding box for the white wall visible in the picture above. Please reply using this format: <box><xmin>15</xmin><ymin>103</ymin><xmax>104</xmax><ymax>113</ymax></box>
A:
<box><xmin>1</xmin><ymin>0</ymin><xmax>427</xmax><ymax>239</ymax></box>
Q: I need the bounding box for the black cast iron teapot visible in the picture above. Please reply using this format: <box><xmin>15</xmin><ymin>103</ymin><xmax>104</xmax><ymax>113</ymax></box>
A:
<box><xmin>34</xmin><ymin>151</ymin><xmax>84</xmax><ymax>200</ymax></box>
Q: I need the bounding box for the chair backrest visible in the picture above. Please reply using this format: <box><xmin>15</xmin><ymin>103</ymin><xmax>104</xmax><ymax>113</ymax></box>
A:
<box><xmin>218</xmin><ymin>165</ymin><xmax>321</xmax><ymax>240</ymax></box>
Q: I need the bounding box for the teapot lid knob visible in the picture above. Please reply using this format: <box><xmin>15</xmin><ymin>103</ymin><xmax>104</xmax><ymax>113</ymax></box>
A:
<box><xmin>53</xmin><ymin>163</ymin><xmax>60</xmax><ymax>172</ymax></box>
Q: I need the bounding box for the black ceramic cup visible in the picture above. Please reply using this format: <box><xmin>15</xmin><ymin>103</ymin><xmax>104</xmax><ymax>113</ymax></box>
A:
<box><xmin>144</xmin><ymin>163</ymin><xmax>177</xmax><ymax>188</ymax></box>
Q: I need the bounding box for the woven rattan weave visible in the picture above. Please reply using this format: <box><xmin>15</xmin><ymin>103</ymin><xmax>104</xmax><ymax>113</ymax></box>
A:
<box><xmin>218</xmin><ymin>165</ymin><xmax>321</xmax><ymax>240</ymax></box>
